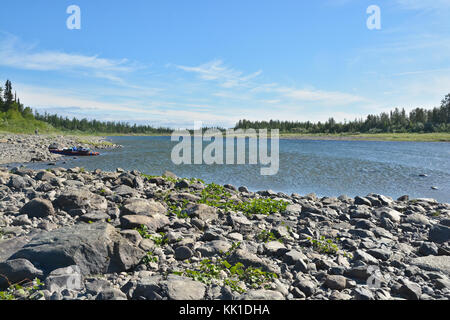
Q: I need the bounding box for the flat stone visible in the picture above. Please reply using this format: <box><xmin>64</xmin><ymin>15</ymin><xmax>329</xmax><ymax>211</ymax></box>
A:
<box><xmin>408</xmin><ymin>256</ymin><xmax>450</xmax><ymax>276</ymax></box>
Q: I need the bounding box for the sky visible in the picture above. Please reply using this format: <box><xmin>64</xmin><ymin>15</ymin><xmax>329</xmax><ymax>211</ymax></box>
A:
<box><xmin>0</xmin><ymin>0</ymin><xmax>449</xmax><ymax>128</ymax></box>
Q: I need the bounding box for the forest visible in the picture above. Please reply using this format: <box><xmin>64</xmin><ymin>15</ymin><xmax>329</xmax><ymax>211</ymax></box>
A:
<box><xmin>1</xmin><ymin>79</ymin><xmax>449</xmax><ymax>135</ymax></box>
<box><xmin>235</xmin><ymin>94</ymin><xmax>450</xmax><ymax>134</ymax></box>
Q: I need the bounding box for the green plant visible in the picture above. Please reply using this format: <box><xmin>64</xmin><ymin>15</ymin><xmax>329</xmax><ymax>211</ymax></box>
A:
<box><xmin>0</xmin><ymin>278</ymin><xmax>44</xmax><ymax>301</ymax></box>
<box><xmin>431</xmin><ymin>210</ymin><xmax>441</xmax><ymax>217</ymax></box>
<box><xmin>141</xmin><ymin>251</ymin><xmax>159</xmax><ymax>265</ymax></box>
<box><xmin>257</xmin><ymin>230</ymin><xmax>283</xmax><ymax>243</ymax></box>
<box><xmin>173</xmin><ymin>242</ymin><xmax>278</xmax><ymax>293</ymax></box>
<box><xmin>135</xmin><ymin>225</ymin><xmax>168</xmax><ymax>246</ymax></box>
<box><xmin>307</xmin><ymin>236</ymin><xmax>352</xmax><ymax>258</ymax></box>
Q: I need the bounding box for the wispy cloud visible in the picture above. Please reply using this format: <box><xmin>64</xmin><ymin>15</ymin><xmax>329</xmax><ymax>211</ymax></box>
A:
<box><xmin>394</xmin><ymin>0</ymin><xmax>450</xmax><ymax>10</ymax></box>
<box><xmin>175</xmin><ymin>59</ymin><xmax>262</xmax><ymax>88</ymax></box>
<box><xmin>0</xmin><ymin>33</ymin><xmax>139</xmax><ymax>84</ymax></box>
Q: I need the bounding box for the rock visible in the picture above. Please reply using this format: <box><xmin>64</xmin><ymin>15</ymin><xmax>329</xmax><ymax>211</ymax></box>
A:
<box><xmin>96</xmin><ymin>288</ymin><xmax>127</xmax><ymax>300</ymax></box>
<box><xmin>9</xmin><ymin>222</ymin><xmax>145</xmax><ymax>275</ymax></box>
<box><xmin>164</xmin><ymin>276</ymin><xmax>206</xmax><ymax>300</ymax></box>
<box><xmin>0</xmin><ymin>259</ymin><xmax>44</xmax><ymax>290</ymax></box>
<box><xmin>354</xmin><ymin>196</ymin><xmax>372</xmax><ymax>206</ymax></box>
<box><xmin>367</xmin><ymin>248</ymin><xmax>392</xmax><ymax>261</ymax></box>
<box><xmin>79</xmin><ymin>212</ymin><xmax>110</xmax><ymax>223</ymax></box>
<box><xmin>323</xmin><ymin>275</ymin><xmax>347</xmax><ymax>290</ymax></box>
<box><xmin>227</xmin><ymin>249</ymin><xmax>270</xmax><ymax>271</ymax></box>
<box><xmin>405</xmin><ymin>213</ymin><xmax>430</xmax><ymax>226</ymax></box>
<box><xmin>429</xmin><ymin>224</ymin><xmax>450</xmax><ymax>244</ymax></box>
<box><xmin>419</xmin><ymin>242</ymin><xmax>439</xmax><ymax>256</ymax></box>
<box><xmin>45</xmin><ymin>265</ymin><xmax>83</xmax><ymax>293</ymax></box>
<box><xmin>121</xmin><ymin>198</ymin><xmax>167</xmax><ymax>216</ymax></box>
<box><xmin>380</xmin><ymin>208</ymin><xmax>403</xmax><ymax>223</ymax></box>
<box><xmin>121</xmin><ymin>214</ymin><xmax>170</xmax><ymax>231</ymax></box>
<box><xmin>353</xmin><ymin>287</ymin><xmax>374</xmax><ymax>300</ymax></box>
<box><xmin>283</xmin><ymin>250</ymin><xmax>307</xmax><ymax>265</ymax></box>
<box><xmin>263</xmin><ymin>241</ymin><xmax>288</xmax><ymax>257</ymax></box>
<box><xmin>353</xmin><ymin>250</ymin><xmax>379</xmax><ymax>265</ymax></box>
<box><xmin>130</xmin><ymin>276</ymin><xmax>164</xmax><ymax>300</ymax></box>
<box><xmin>197</xmin><ymin>240</ymin><xmax>231</xmax><ymax>257</ymax></box>
<box><xmin>188</xmin><ymin>204</ymin><xmax>218</xmax><ymax>222</ymax></box>
<box><xmin>399</xmin><ymin>281</ymin><xmax>422</xmax><ymax>300</ymax></box>
<box><xmin>54</xmin><ymin>188</ymin><xmax>107</xmax><ymax>213</ymax></box>
<box><xmin>85</xmin><ymin>278</ymin><xmax>113</xmax><ymax>295</ymax></box>
<box><xmin>19</xmin><ymin>199</ymin><xmax>55</xmax><ymax>218</ymax></box>
<box><xmin>0</xmin><ymin>236</ymin><xmax>32</xmax><ymax>262</ymax></box>
<box><xmin>112</xmin><ymin>185</ymin><xmax>138</xmax><ymax>197</ymax></box>
<box><xmin>241</xmin><ymin>289</ymin><xmax>284</xmax><ymax>300</ymax></box>
<box><xmin>174</xmin><ymin>246</ymin><xmax>193</xmax><ymax>261</ymax></box>
<box><xmin>408</xmin><ymin>256</ymin><xmax>450</xmax><ymax>276</ymax></box>
<box><xmin>294</xmin><ymin>279</ymin><xmax>316</xmax><ymax>297</ymax></box>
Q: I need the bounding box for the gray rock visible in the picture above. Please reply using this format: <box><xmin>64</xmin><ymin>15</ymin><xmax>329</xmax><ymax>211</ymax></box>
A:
<box><xmin>174</xmin><ymin>246</ymin><xmax>193</xmax><ymax>261</ymax></box>
<box><xmin>121</xmin><ymin>214</ymin><xmax>170</xmax><ymax>231</ymax></box>
<box><xmin>294</xmin><ymin>279</ymin><xmax>316</xmax><ymax>297</ymax></box>
<box><xmin>353</xmin><ymin>250</ymin><xmax>379</xmax><ymax>265</ymax></box>
<box><xmin>354</xmin><ymin>196</ymin><xmax>372</xmax><ymax>206</ymax></box>
<box><xmin>283</xmin><ymin>250</ymin><xmax>307</xmax><ymax>265</ymax></box>
<box><xmin>429</xmin><ymin>224</ymin><xmax>450</xmax><ymax>244</ymax></box>
<box><xmin>121</xmin><ymin>198</ymin><xmax>167</xmax><ymax>216</ymax></box>
<box><xmin>10</xmin><ymin>222</ymin><xmax>145</xmax><ymax>275</ymax></box>
<box><xmin>96</xmin><ymin>288</ymin><xmax>127</xmax><ymax>300</ymax></box>
<box><xmin>241</xmin><ymin>289</ymin><xmax>284</xmax><ymax>300</ymax></box>
<box><xmin>323</xmin><ymin>275</ymin><xmax>347</xmax><ymax>290</ymax></box>
<box><xmin>399</xmin><ymin>281</ymin><xmax>422</xmax><ymax>300</ymax></box>
<box><xmin>45</xmin><ymin>265</ymin><xmax>84</xmax><ymax>293</ymax></box>
<box><xmin>353</xmin><ymin>287</ymin><xmax>374</xmax><ymax>300</ymax></box>
<box><xmin>54</xmin><ymin>188</ymin><xmax>107</xmax><ymax>213</ymax></box>
<box><xmin>19</xmin><ymin>198</ymin><xmax>55</xmax><ymax>218</ymax></box>
<box><xmin>164</xmin><ymin>276</ymin><xmax>206</xmax><ymax>300</ymax></box>
<box><xmin>85</xmin><ymin>278</ymin><xmax>113</xmax><ymax>295</ymax></box>
<box><xmin>419</xmin><ymin>242</ymin><xmax>439</xmax><ymax>256</ymax></box>
<box><xmin>197</xmin><ymin>240</ymin><xmax>231</xmax><ymax>257</ymax></box>
<box><xmin>263</xmin><ymin>241</ymin><xmax>288</xmax><ymax>257</ymax></box>
<box><xmin>408</xmin><ymin>256</ymin><xmax>450</xmax><ymax>276</ymax></box>
<box><xmin>367</xmin><ymin>248</ymin><xmax>392</xmax><ymax>261</ymax></box>
<box><xmin>188</xmin><ymin>204</ymin><xmax>218</xmax><ymax>222</ymax></box>
<box><xmin>0</xmin><ymin>258</ymin><xmax>44</xmax><ymax>290</ymax></box>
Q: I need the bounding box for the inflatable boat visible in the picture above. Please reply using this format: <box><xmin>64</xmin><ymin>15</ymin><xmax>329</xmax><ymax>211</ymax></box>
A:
<box><xmin>49</xmin><ymin>146</ymin><xmax>100</xmax><ymax>156</ymax></box>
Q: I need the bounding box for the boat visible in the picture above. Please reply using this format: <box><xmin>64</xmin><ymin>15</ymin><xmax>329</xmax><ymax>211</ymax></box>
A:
<box><xmin>49</xmin><ymin>146</ymin><xmax>100</xmax><ymax>156</ymax></box>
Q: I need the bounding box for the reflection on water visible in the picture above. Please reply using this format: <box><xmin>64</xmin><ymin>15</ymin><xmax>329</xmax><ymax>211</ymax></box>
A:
<box><xmin>16</xmin><ymin>136</ymin><xmax>450</xmax><ymax>203</ymax></box>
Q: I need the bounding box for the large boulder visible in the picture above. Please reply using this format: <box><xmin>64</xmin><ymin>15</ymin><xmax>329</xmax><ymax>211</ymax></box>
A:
<box><xmin>121</xmin><ymin>198</ymin><xmax>167</xmax><ymax>216</ymax></box>
<box><xmin>19</xmin><ymin>198</ymin><xmax>55</xmax><ymax>218</ymax></box>
<box><xmin>429</xmin><ymin>224</ymin><xmax>450</xmax><ymax>244</ymax></box>
<box><xmin>0</xmin><ymin>259</ymin><xmax>44</xmax><ymax>290</ymax></box>
<box><xmin>408</xmin><ymin>256</ymin><xmax>450</xmax><ymax>276</ymax></box>
<box><xmin>9</xmin><ymin>222</ymin><xmax>145</xmax><ymax>275</ymax></box>
<box><xmin>120</xmin><ymin>214</ymin><xmax>170</xmax><ymax>231</ymax></box>
<box><xmin>188</xmin><ymin>204</ymin><xmax>218</xmax><ymax>222</ymax></box>
<box><xmin>163</xmin><ymin>276</ymin><xmax>206</xmax><ymax>300</ymax></box>
<box><xmin>53</xmin><ymin>188</ymin><xmax>107</xmax><ymax>213</ymax></box>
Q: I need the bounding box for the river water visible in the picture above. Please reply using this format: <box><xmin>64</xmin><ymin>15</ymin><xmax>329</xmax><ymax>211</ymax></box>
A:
<box><xmin>17</xmin><ymin>136</ymin><xmax>450</xmax><ymax>203</ymax></box>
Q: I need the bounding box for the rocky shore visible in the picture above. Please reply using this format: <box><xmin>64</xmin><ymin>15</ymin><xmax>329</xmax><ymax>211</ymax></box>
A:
<box><xmin>0</xmin><ymin>166</ymin><xmax>449</xmax><ymax>301</ymax></box>
<box><xmin>0</xmin><ymin>134</ymin><xmax>121</xmax><ymax>165</ymax></box>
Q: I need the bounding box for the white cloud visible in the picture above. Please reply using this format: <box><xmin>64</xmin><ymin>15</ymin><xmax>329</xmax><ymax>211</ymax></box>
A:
<box><xmin>0</xmin><ymin>33</ymin><xmax>138</xmax><ymax>83</ymax></box>
<box><xmin>176</xmin><ymin>59</ymin><xmax>262</xmax><ymax>88</ymax></box>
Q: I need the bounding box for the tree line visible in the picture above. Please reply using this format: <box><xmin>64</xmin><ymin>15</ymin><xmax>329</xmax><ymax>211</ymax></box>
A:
<box><xmin>235</xmin><ymin>94</ymin><xmax>450</xmax><ymax>134</ymax></box>
<box><xmin>2</xmin><ymin>79</ymin><xmax>449</xmax><ymax>134</ymax></box>
<box><xmin>0</xmin><ymin>80</ymin><xmax>172</xmax><ymax>134</ymax></box>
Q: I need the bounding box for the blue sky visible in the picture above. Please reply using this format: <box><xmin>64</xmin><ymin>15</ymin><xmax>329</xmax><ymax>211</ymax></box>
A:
<box><xmin>0</xmin><ymin>0</ymin><xmax>449</xmax><ymax>128</ymax></box>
